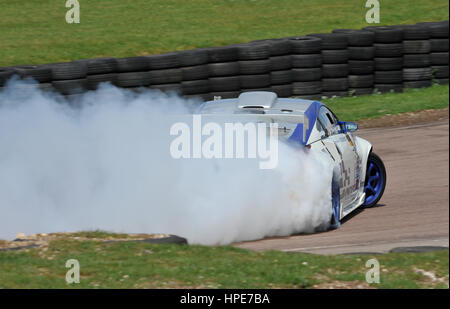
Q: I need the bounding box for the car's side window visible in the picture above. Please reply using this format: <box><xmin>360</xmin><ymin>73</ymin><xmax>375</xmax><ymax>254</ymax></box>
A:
<box><xmin>318</xmin><ymin>107</ymin><xmax>342</xmax><ymax>136</ymax></box>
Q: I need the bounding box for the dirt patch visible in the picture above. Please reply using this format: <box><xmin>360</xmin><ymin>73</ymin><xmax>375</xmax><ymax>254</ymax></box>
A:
<box><xmin>358</xmin><ymin>107</ymin><xmax>449</xmax><ymax>129</ymax></box>
<box><xmin>312</xmin><ymin>280</ymin><xmax>376</xmax><ymax>289</ymax></box>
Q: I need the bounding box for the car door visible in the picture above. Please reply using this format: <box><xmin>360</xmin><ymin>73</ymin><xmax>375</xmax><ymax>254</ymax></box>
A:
<box><xmin>317</xmin><ymin>106</ymin><xmax>359</xmax><ymax>209</ymax></box>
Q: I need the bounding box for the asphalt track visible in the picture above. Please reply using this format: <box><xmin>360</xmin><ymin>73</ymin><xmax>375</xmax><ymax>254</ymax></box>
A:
<box><xmin>235</xmin><ymin>120</ymin><xmax>449</xmax><ymax>254</ymax></box>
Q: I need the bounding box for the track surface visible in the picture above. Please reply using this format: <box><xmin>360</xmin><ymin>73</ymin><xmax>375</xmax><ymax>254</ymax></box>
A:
<box><xmin>235</xmin><ymin>121</ymin><xmax>449</xmax><ymax>254</ymax></box>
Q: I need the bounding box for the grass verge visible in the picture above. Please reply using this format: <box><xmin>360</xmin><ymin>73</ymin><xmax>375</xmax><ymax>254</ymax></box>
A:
<box><xmin>0</xmin><ymin>232</ymin><xmax>448</xmax><ymax>289</ymax></box>
<box><xmin>0</xmin><ymin>0</ymin><xmax>448</xmax><ymax>66</ymax></box>
<box><xmin>321</xmin><ymin>84</ymin><xmax>449</xmax><ymax>122</ymax></box>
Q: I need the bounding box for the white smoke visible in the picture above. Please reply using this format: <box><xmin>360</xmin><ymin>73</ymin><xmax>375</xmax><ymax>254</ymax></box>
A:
<box><xmin>0</xmin><ymin>78</ymin><xmax>333</xmax><ymax>245</ymax></box>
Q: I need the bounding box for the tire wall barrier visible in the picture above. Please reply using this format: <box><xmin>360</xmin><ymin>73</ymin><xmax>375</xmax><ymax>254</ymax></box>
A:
<box><xmin>0</xmin><ymin>20</ymin><xmax>448</xmax><ymax>101</ymax></box>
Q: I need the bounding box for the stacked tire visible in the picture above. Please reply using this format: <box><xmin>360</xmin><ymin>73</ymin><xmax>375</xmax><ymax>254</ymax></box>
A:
<box><xmin>237</xmin><ymin>43</ymin><xmax>272</xmax><ymax>94</ymax></box>
<box><xmin>417</xmin><ymin>21</ymin><xmax>449</xmax><ymax>85</ymax></box>
<box><xmin>207</xmin><ymin>45</ymin><xmax>240</xmax><ymax>99</ymax></box>
<box><xmin>308</xmin><ymin>33</ymin><xmax>349</xmax><ymax>98</ymax></box>
<box><xmin>115</xmin><ymin>56</ymin><xmax>151</xmax><ymax>91</ymax></box>
<box><xmin>364</xmin><ymin>26</ymin><xmax>404</xmax><ymax>93</ymax></box>
<box><xmin>333</xmin><ymin>29</ymin><xmax>375</xmax><ymax>96</ymax></box>
<box><xmin>287</xmin><ymin>36</ymin><xmax>322</xmax><ymax>100</ymax></box>
<box><xmin>48</xmin><ymin>61</ymin><xmax>88</xmax><ymax>95</ymax></box>
<box><xmin>251</xmin><ymin>39</ymin><xmax>292</xmax><ymax>97</ymax></box>
<box><xmin>82</xmin><ymin>58</ymin><xmax>118</xmax><ymax>90</ymax></box>
<box><xmin>6</xmin><ymin>65</ymin><xmax>53</xmax><ymax>92</ymax></box>
<box><xmin>147</xmin><ymin>52</ymin><xmax>182</xmax><ymax>95</ymax></box>
<box><xmin>178</xmin><ymin>49</ymin><xmax>210</xmax><ymax>100</ymax></box>
<box><xmin>397</xmin><ymin>25</ymin><xmax>433</xmax><ymax>89</ymax></box>
<box><xmin>0</xmin><ymin>68</ymin><xmax>15</xmax><ymax>91</ymax></box>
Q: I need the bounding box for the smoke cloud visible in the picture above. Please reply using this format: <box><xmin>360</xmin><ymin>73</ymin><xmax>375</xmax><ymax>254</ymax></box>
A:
<box><xmin>0</xmin><ymin>78</ymin><xmax>333</xmax><ymax>245</ymax></box>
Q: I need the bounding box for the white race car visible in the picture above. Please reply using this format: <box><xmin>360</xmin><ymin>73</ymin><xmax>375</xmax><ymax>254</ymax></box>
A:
<box><xmin>197</xmin><ymin>91</ymin><xmax>387</xmax><ymax>228</ymax></box>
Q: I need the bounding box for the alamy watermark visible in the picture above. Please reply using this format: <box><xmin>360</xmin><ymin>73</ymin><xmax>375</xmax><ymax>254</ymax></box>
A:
<box><xmin>65</xmin><ymin>259</ymin><xmax>80</xmax><ymax>284</ymax></box>
<box><xmin>365</xmin><ymin>258</ymin><xmax>380</xmax><ymax>284</ymax></box>
<box><xmin>365</xmin><ymin>0</ymin><xmax>380</xmax><ymax>24</ymax></box>
<box><xmin>65</xmin><ymin>0</ymin><xmax>80</xmax><ymax>24</ymax></box>
<box><xmin>169</xmin><ymin>115</ymin><xmax>279</xmax><ymax>169</ymax></box>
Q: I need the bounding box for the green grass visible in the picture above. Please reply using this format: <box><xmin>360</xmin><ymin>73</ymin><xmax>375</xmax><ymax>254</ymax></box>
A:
<box><xmin>0</xmin><ymin>233</ymin><xmax>448</xmax><ymax>288</ymax></box>
<box><xmin>0</xmin><ymin>0</ymin><xmax>448</xmax><ymax>66</ymax></box>
<box><xmin>320</xmin><ymin>84</ymin><xmax>449</xmax><ymax>122</ymax></box>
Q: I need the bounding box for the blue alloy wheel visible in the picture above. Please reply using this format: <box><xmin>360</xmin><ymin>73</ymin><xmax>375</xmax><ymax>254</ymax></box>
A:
<box><xmin>363</xmin><ymin>152</ymin><xmax>386</xmax><ymax>207</ymax></box>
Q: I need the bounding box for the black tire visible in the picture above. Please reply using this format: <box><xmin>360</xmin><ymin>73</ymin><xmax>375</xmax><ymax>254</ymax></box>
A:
<box><xmin>150</xmin><ymin>68</ymin><xmax>182</xmax><ymax>84</ymax></box>
<box><xmin>269</xmin><ymin>55</ymin><xmax>292</xmax><ymax>71</ymax></box>
<box><xmin>207</xmin><ymin>46</ymin><xmax>239</xmax><ymax>63</ymax></box>
<box><xmin>240</xmin><ymin>88</ymin><xmax>273</xmax><ymax>94</ymax></box>
<box><xmin>209</xmin><ymin>76</ymin><xmax>240</xmax><ymax>91</ymax></box>
<box><xmin>116</xmin><ymin>57</ymin><xmax>149</xmax><ymax>73</ymax></box>
<box><xmin>83</xmin><ymin>57</ymin><xmax>117</xmax><ymax>75</ymax></box>
<box><xmin>292</xmin><ymin>68</ymin><xmax>322</xmax><ymax>81</ymax></box>
<box><xmin>349</xmin><ymin>87</ymin><xmax>374</xmax><ymax>96</ymax></box>
<box><xmin>12</xmin><ymin>65</ymin><xmax>52</xmax><ymax>83</ymax></box>
<box><xmin>322</xmin><ymin>64</ymin><xmax>348</xmax><ymax>78</ymax></box>
<box><xmin>374</xmin><ymin>43</ymin><xmax>403</xmax><ymax>58</ymax></box>
<box><xmin>270</xmin><ymin>84</ymin><xmax>292</xmax><ymax>97</ymax></box>
<box><xmin>251</xmin><ymin>39</ymin><xmax>291</xmax><ymax>56</ymax></box>
<box><xmin>403</xmin><ymin>80</ymin><xmax>432</xmax><ymax>88</ymax></box>
<box><xmin>0</xmin><ymin>68</ymin><xmax>15</xmax><ymax>86</ymax></box>
<box><xmin>183</xmin><ymin>93</ymin><xmax>211</xmax><ymax>101</ymax></box>
<box><xmin>348</xmin><ymin>60</ymin><xmax>374</xmax><ymax>75</ymax></box>
<box><xmin>147</xmin><ymin>53</ymin><xmax>180</xmax><ymax>70</ymax></box>
<box><xmin>210</xmin><ymin>91</ymin><xmax>240</xmax><ymax>99</ymax></box>
<box><xmin>239</xmin><ymin>74</ymin><xmax>271</xmax><ymax>89</ymax></box>
<box><xmin>374</xmin><ymin>84</ymin><xmax>403</xmax><ymax>93</ymax></box>
<box><xmin>374</xmin><ymin>70</ymin><xmax>403</xmax><ymax>84</ymax></box>
<box><xmin>208</xmin><ymin>62</ymin><xmax>240</xmax><ymax>77</ymax></box>
<box><xmin>149</xmin><ymin>83</ymin><xmax>182</xmax><ymax>93</ymax></box>
<box><xmin>296</xmin><ymin>94</ymin><xmax>322</xmax><ymax>100</ymax></box>
<box><xmin>363</xmin><ymin>152</ymin><xmax>386</xmax><ymax>207</ymax></box>
<box><xmin>237</xmin><ymin>43</ymin><xmax>270</xmax><ymax>60</ymax></box>
<box><xmin>392</xmin><ymin>25</ymin><xmax>430</xmax><ymax>40</ymax></box>
<box><xmin>288</xmin><ymin>36</ymin><xmax>322</xmax><ymax>54</ymax></box>
<box><xmin>430</xmin><ymin>52</ymin><xmax>449</xmax><ymax>65</ymax></box>
<box><xmin>432</xmin><ymin>65</ymin><xmax>449</xmax><ymax>78</ymax></box>
<box><xmin>307</xmin><ymin>33</ymin><xmax>348</xmax><ymax>50</ymax></box>
<box><xmin>181</xmin><ymin>65</ymin><xmax>209</xmax><ymax>81</ymax></box>
<box><xmin>181</xmin><ymin>79</ymin><xmax>209</xmax><ymax>95</ymax></box>
<box><xmin>178</xmin><ymin>49</ymin><xmax>209</xmax><ymax>66</ymax></box>
<box><xmin>430</xmin><ymin>39</ymin><xmax>449</xmax><ymax>52</ymax></box>
<box><xmin>403</xmin><ymin>67</ymin><xmax>432</xmax><ymax>81</ymax></box>
<box><xmin>322</xmin><ymin>78</ymin><xmax>349</xmax><ymax>91</ymax></box>
<box><xmin>332</xmin><ymin>29</ymin><xmax>375</xmax><ymax>46</ymax></box>
<box><xmin>291</xmin><ymin>54</ymin><xmax>322</xmax><ymax>68</ymax></box>
<box><xmin>363</xmin><ymin>26</ymin><xmax>403</xmax><ymax>43</ymax></box>
<box><xmin>435</xmin><ymin>78</ymin><xmax>449</xmax><ymax>85</ymax></box>
<box><xmin>52</xmin><ymin>79</ymin><xmax>88</xmax><ymax>95</ymax></box>
<box><xmin>403</xmin><ymin>40</ymin><xmax>431</xmax><ymax>54</ymax></box>
<box><xmin>181</xmin><ymin>64</ymin><xmax>209</xmax><ymax>80</ymax></box>
<box><xmin>292</xmin><ymin>81</ymin><xmax>322</xmax><ymax>95</ymax></box>
<box><xmin>374</xmin><ymin>57</ymin><xmax>403</xmax><ymax>71</ymax></box>
<box><xmin>48</xmin><ymin>61</ymin><xmax>87</xmax><ymax>80</ymax></box>
<box><xmin>348</xmin><ymin>74</ymin><xmax>374</xmax><ymax>88</ymax></box>
<box><xmin>115</xmin><ymin>72</ymin><xmax>151</xmax><ymax>87</ymax></box>
<box><xmin>348</xmin><ymin>46</ymin><xmax>375</xmax><ymax>60</ymax></box>
<box><xmin>239</xmin><ymin>59</ymin><xmax>270</xmax><ymax>75</ymax></box>
<box><xmin>416</xmin><ymin>21</ymin><xmax>449</xmax><ymax>38</ymax></box>
<box><xmin>403</xmin><ymin>54</ymin><xmax>431</xmax><ymax>68</ymax></box>
<box><xmin>321</xmin><ymin>49</ymin><xmax>349</xmax><ymax>64</ymax></box>
<box><xmin>270</xmin><ymin>70</ymin><xmax>292</xmax><ymax>85</ymax></box>
<box><xmin>322</xmin><ymin>90</ymin><xmax>349</xmax><ymax>98</ymax></box>
<box><xmin>87</xmin><ymin>73</ymin><xmax>118</xmax><ymax>90</ymax></box>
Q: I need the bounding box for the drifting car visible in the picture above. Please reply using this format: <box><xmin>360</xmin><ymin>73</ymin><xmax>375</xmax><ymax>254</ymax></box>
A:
<box><xmin>196</xmin><ymin>91</ymin><xmax>386</xmax><ymax>228</ymax></box>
